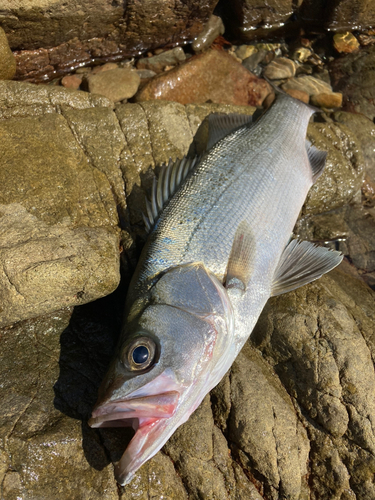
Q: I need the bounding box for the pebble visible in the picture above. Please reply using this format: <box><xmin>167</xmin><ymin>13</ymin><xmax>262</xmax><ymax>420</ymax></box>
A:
<box><xmin>333</xmin><ymin>32</ymin><xmax>360</xmax><ymax>53</ymax></box>
<box><xmin>136</xmin><ymin>69</ymin><xmax>157</xmax><ymax>79</ymax></box>
<box><xmin>292</xmin><ymin>47</ymin><xmax>313</xmax><ymax>63</ymax></box>
<box><xmin>192</xmin><ymin>15</ymin><xmax>225</xmax><ymax>53</ymax></box>
<box><xmin>242</xmin><ymin>49</ymin><xmax>267</xmax><ymax>72</ymax></box>
<box><xmin>87</xmin><ymin>68</ymin><xmax>140</xmax><ymax>102</ymax></box>
<box><xmin>235</xmin><ymin>45</ymin><xmax>257</xmax><ymax>61</ymax></box>
<box><xmin>61</xmin><ymin>74</ymin><xmax>83</xmax><ymax>90</ymax></box>
<box><xmin>282</xmin><ymin>75</ymin><xmax>333</xmax><ymax>96</ymax></box>
<box><xmin>136</xmin><ymin>47</ymin><xmax>186</xmax><ymax>73</ymax></box>
<box><xmin>0</xmin><ymin>27</ymin><xmax>16</xmax><ymax>80</ymax></box>
<box><xmin>92</xmin><ymin>62</ymin><xmax>119</xmax><ymax>74</ymax></box>
<box><xmin>134</xmin><ymin>49</ymin><xmax>271</xmax><ymax>107</ymax></box>
<box><xmin>284</xmin><ymin>88</ymin><xmax>309</xmax><ymax>103</ymax></box>
<box><xmin>310</xmin><ymin>92</ymin><xmax>343</xmax><ymax>109</ymax></box>
<box><xmin>263</xmin><ymin>57</ymin><xmax>296</xmax><ymax>79</ymax></box>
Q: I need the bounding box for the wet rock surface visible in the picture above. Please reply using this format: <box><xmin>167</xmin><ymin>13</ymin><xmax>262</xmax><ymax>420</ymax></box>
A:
<box><xmin>0</xmin><ymin>27</ymin><xmax>16</xmax><ymax>81</ymax></box>
<box><xmin>1</xmin><ymin>75</ymin><xmax>375</xmax><ymax>498</ymax></box>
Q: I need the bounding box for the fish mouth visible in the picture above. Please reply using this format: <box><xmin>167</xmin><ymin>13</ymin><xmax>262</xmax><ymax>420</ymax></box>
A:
<box><xmin>88</xmin><ymin>391</ymin><xmax>180</xmax><ymax>429</ymax></box>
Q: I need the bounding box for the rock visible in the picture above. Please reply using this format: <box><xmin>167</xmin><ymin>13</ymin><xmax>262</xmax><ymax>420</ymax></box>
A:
<box><xmin>310</xmin><ymin>92</ymin><xmax>343</xmax><ymax>108</ymax></box>
<box><xmin>242</xmin><ymin>49</ymin><xmax>268</xmax><ymax>73</ymax></box>
<box><xmin>92</xmin><ymin>62</ymin><xmax>119</xmax><ymax>74</ymax></box>
<box><xmin>61</xmin><ymin>74</ymin><xmax>83</xmax><ymax>90</ymax></box>
<box><xmin>282</xmin><ymin>75</ymin><xmax>333</xmax><ymax>96</ymax></box>
<box><xmin>7</xmin><ymin>0</ymin><xmax>217</xmax><ymax>82</ymax></box>
<box><xmin>136</xmin><ymin>69</ymin><xmax>157</xmax><ymax>79</ymax></box>
<box><xmin>235</xmin><ymin>44</ymin><xmax>257</xmax><ymax>61</ymax></box>
<box><xmin>136</xmin><ymin>47</ymin><xmax>186</xmax><ymax>74</ymax></box>
<box><xmin>192</xmin><ymin>14</ymin><xmax>225</xmax><ymax>53</ymax></box>
<box><xmin>0</xmin><ymin>80</ymin><xmax>124</xmax><ymax>326</ymax></box>
<box><xmin>221</xmin><ymin>0</ymin><xmax>295</xmax><ymax>41</ymax></box>
<box><xmin>303</xmin><ymin>121</ymin><xmax>365</xmax><ymax>215</ymax></box>
<box><xmin>88</xmin><ymin>68</ymin><xmax>140</xmax><ymax>102</ymax></box>
<box><xmin>263</xmin><ymin>56</ymin><xmax>296</xmax><ymax>79</ymax></box>
<box><xmin>284</xmin><ymin>88</ymin><xmax>309</xmax><ymax>103</ymax></box>
<box><xmin>0</xmin><ymin>27</ymin><xmax>16</xmax><ymax>80</ymax></box>
<box><xmin>329</xmin><ymin>45</ymin><xmax>375</xmax><ymax>120</ymax></box>
<box><xmin>292</xmin><ymin>47</ymin><xmax>313</xmax><ymax>63</ymax></box>
<box><xmin>251</xmin><ymin>267</ymin><xmax>375</xmax><ymax>499</ymax></box>
<box><xmin>333</xmin><ymin>32</ymin><xmax>360</xmax><ymax>53</ymax></box>
<box><xmin>134</xmin><ymin>49</ymin><xmax>271</xmax><ymax>107</ymax></box>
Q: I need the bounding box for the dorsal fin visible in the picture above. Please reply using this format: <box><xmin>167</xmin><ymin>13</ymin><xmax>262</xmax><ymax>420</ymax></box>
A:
<box><xmin>306</xmin><ymin>140</ymin><xmax>327</xmax><ymax>183</ymax></box>
<box><xmin>271</xmin><ymin>239</ymin><xmax>343</xmax><ymax>297</ymax></box>
<box><xmin>142</xmin><ymin>156</ymin><xmax>200</xmax><ymax>233</ymax></box>
<box><xmin>206</xmin><ymin>113</ymin><xmax>253</xmax><ymax>151</ymax></box>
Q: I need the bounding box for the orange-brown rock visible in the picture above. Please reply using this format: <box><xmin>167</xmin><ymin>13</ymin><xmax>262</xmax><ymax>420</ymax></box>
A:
<box><xmin>284</xmin><ymin>88</ymin><xmax>309</xmax><ymax>103</ymax></box>
<box><xmin>134</xmin><ymin>49</ymin><xmax>271</xmax><ymax>107</ymax></box>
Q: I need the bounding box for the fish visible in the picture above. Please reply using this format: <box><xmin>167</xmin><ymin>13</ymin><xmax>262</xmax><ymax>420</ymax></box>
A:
<box><xmin>89</xmin><ymin>93</ymin><xmax>343</xmax><ymax>485</ymax></box>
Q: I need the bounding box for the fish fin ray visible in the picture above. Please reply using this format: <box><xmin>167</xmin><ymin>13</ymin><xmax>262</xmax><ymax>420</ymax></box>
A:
<box><xmin>207</xmin><ymin>113</ymin><xmax>253</xmax><ymax>151</ymax></box>
<box><xmin>306</xmin><ymin>140</ymin><xmax>327</xmax><ymax>183</ymax></box>
<box><xmin>143</xmin><ymin>156</ymin><xmax>200</xmax><ymax>233</ymax></box>
<box><xmin>271</xmin><ymin>239</ymin><xmax>343</xmax><ymax>296</ymax></box>
<box><xmin>225</xmin><ymin>221</ymin><xmax>256</xmax><ymax>291</ymax></box>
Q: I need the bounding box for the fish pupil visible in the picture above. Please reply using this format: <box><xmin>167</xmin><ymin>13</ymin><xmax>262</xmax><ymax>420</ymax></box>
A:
<box><xmin>132</xmin><ymin>345</ymin><xmax>149</xmax><ymax>364</ymax></box>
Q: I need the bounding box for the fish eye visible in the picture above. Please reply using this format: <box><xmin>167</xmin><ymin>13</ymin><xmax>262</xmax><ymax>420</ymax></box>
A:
<box><xmin>121</xmin><ymin>336</ymin><xmax>156</xmax><ymax>371</ymax></box>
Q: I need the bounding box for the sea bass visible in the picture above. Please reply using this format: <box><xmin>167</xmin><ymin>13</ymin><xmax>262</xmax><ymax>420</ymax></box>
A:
<box><xmin>89</xmin><ymin>94</ymin><xmax>342</xmax><ymax>485</ymax></box>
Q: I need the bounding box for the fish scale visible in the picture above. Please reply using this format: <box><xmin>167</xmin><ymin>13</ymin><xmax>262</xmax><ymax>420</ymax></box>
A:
<box><xmin>89</xmin><ymin>93</ymin><xmax>343</xmax><ymax>486</ymax></box>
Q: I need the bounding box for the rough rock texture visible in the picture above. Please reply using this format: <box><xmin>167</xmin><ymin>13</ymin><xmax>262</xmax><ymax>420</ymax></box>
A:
<box><xmin>1</xmin><ymin>81</ymin><xmax>375</xmax><ymax>498</ymax></box>
<box><xmin>0</xmin><ymin>27</ymin><xmax>16</xmax><ymax>80</ymax></box>
<box><xmin>0</xmin><ymin>81</ymin><xmax>122</xmax><ymax>326</ymax></box>
<box><xmin>134</xmin><ymin>49</ymin><xmax>272</xmax><ymax>107</ymax></box>
<box><xmin>87</xmin><ymin>68</ymin><xmax>140</xmax><ymax>102</ymax></box>
<box><xmin>2</xmin><ymin>0</ymin><xmax>218</xmax><ymax>82</ymax></box>
<box><xmin>330</xmin><ymin>45</ymin><xmax>375</xmax><ymax>120</ymax></box>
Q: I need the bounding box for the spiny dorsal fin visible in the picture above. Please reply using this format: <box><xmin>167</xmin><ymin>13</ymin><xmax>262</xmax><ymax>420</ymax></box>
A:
<box><xmin>207</xmin><ymin>113</ymin><xmax>253</xmax><ymax>151</ymax></box>
<box><xmin>225</xmin><ymin>220</ymin><xmax>256</xmax><ymax>292</ymax></box>
<box><xmin>271</xmin><ymin>239</ymin><xmax>343</xmax><ymax>297</ymax></box>
<box><xmin>142</xmin><ymin>156</ymin><xmax>200</xmax><ymax>233</ymax></box>
<box><xmin>306</xmin><ymin>140</ymin><xmax>327</xmax><ymax>183</ymax></box>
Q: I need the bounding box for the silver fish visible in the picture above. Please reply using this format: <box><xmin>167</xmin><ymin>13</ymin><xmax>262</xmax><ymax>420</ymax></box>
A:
<box><xmin>89</xmin><ymin>94</ymin><xmax>343</xmax><ymax>485</ymax></box>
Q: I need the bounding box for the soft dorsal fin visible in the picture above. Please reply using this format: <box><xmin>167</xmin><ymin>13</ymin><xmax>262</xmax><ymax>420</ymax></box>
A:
<box><xmin>142</xmin><ymin>156</ymin><xmax>200</xmax><ymax>233</ymax></box>
<box><xmin>206</xmin><ymin>113</ymin><xmax>253</xmax><ymax>151</ymax></box>
<box><xmin>306</xmin><ymin>140</ymin><xmax>327</xmax><ymax>183</ymax></box>
<box><xmin>271</xmin><ymin>239</ymin><xmax>343</xmax><ymax>297</ymax></box>
<box><xmin>225</xmin><ymin>221</ymin><xmax>256</xmax><ymax>291</ymax></box>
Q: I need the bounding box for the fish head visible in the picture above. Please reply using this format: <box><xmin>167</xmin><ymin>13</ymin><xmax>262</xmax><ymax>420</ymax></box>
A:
<box><xmin>89</xmin><ymin>263</ymin><xmax>234</xmax><ymax>484</ymax></box>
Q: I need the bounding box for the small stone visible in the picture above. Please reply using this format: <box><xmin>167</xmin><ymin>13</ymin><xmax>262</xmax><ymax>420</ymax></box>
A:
<box><xmin>136</xmin><ymin>69</ymin><xmax>157</xmax><ymax>79</ymax></box>
<box><xmin>134</xmin><ymin>49</ymin><xmax>271</xmax><ymax>107</ymax></box>
<box><xmin>75</xmin><ymin>67</ymin><xmax>92</xmax><ymax>74</ymax></box>
<box><xmin>282</xmin><ymin>75</ymin><xmax>332</xmax><ymax>96</ymax></box>
<box><xmin>292</xmin><ymin>47</ymin><xmax>313</xmax><ymax>63</ymax></box>
<box><xmin>333</xmin><ymin>32</ymin><xmax>360</xmax><ymax>53</ymax></box>
<box><xmin>262</xmin><ymin>92</ymin><xmax>275</xmax><ymax>109</ymax></box>
<box><xmin>263</xmin><ymin>57</ymin><xmax>296</xmax><ymax>80</ymax></box>
<box><xmin>91</xmin><ymin>62</ymin><xmax>119</xmax><ymax>74</ymax></box>
<box><xmin>192</xmin><ymin>15</ymin><xmax>225</xmax><ymax>53</ymax></box>
<box><xmin>88</xmin><ymin>68</ymin><xmax>140</xmax><ymax>102</ymax></box>
<box><xmin>235</xmin><ymin>44</ymin><xmax>257</xmax><ymax>61</ymax></box>
<box><xmin>136</xmin><ymin>47</ymin><xmax>186</xmax><ymax>74</ymax></box>
<box><xmin>310</xmin><ymin>92</ymin><xmax>343</xmax><ymax>108</ymax></box>
<box><xmin>61</xmin><ymin>74</ymin><xmax>83</xmax><ymax>90</ymax></box>
<box><xmin>242</xmin><ymin>49</ymin><xmax>267</xmax><ymax>72</ymax></box>
<box><xmin>284</xmin><ymin>88</ymin><xmax>310</xmax><ymax>103</ymax></box>
<box><xmin>358</xmin><ymin>34</ymin><xmax>375</xmax><ymax>46</ymax></box>
<box><xmin>0</xmin><ymin>27</ymin><xmax>16</xmax><ymax>80</ymax></box>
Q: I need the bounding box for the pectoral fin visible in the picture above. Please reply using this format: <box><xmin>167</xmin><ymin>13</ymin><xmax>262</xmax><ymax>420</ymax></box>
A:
<box><xmin>207</xmin><ymin>113</ymin><xmax>253</xmax><ymax>151</ymax></box>
<box><xmin>271</xmin><ymin>239</ymin><xmax>343</xmax><ymax>297</ymax></box>
<box><xmin>225</xmin><ymin>221</ymin><xmax>256</xmax><ymax>291</ymax></box>
<box><xmin>306</xmin><ymin>140</ymin><xmax>327</xmax><ymax>183</ymax></box>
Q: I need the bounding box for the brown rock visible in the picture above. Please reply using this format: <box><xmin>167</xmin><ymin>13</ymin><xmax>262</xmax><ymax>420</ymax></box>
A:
<box><xmin>92</xmin><ymin>62</ymin><xmax>119</xmax><ymax>75</ymax></box>
<box><xmin>192</xmin><ymin>14</ymin><xmax>225</xmax><ymax>53</ymax></box>
<box><xmin>333</xmin><ymin>32</ymin><xmax>360</xmax><ymax>53</ymax></box>
<box><xmin>263</xmin><ymin>56</ymin><xmax>296</xmax><ymax>79</ymax></box>
<box><xmin>310</xmin><ymin>92</ymin><xmax>343</xmax><ymax>108</ymax></box>
<box><xmin>88</xmin><ymin>68</ymin><xmax>140</xmax><ymax>102</ymax></box>
<box><xmin>134</xmin><ymin>49</ymin><xmax>271</xmax><ymax>107</ymax></box>
<box><xmin>0</xmin><ymin>27</ymin><xmax>16</xmax><ymax>80</ymax></box>
<box><xmin>282</xmin><ymin>75</ymin><xmax>333</xmax><ymax>96</ymax></box>
<box><xmin>61</xmin><ymin>74</ymin><xmax>83</xmax><ymax>90</ymax></box>
<box><xmin>284</xmin><ymin>88</ymin><xmax>310</xmax><ymax>103</ymax></box>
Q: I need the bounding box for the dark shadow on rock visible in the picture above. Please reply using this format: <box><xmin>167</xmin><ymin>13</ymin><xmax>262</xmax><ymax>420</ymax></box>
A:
<box><xmin>53</xmin><ymin>267</ymin><xmax>134</xmax><ymax>471</ymax></box>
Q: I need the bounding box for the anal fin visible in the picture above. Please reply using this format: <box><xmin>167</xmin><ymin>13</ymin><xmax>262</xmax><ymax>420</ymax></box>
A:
<box><xmin>225</xmin><ymin>221</ymin><xmax>256</xmax><ymax>291</ymax></box>
<box><xmin>271</xmin><ymin>239</ymin><xmax>343</xmax><ymax>297</ymax></box>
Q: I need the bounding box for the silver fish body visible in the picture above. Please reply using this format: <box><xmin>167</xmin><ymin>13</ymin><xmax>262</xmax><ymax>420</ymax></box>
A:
<box><xmin>89</xmin><ymin>94</ymin><xmax>342</xmax><ymax>485</ymax></box>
